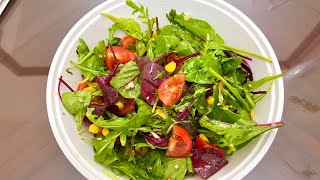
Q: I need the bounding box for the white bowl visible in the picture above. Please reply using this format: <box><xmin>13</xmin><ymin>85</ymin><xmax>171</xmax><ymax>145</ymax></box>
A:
<box><xmin>46</xmin><ymin>0</ymin><xmax>284</xmax><ymax>179</ymax></box>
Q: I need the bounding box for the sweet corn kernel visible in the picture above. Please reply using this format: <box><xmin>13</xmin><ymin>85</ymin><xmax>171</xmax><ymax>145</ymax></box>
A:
<box><xmin>199</xmin><ymin>133</ymin><xmax>209</xmax><ymax>143</ymax></box>
<box><xmin>115</xmin><ymin>101</ymin><xmax>124</xmax><ymax>110</ymax></box>
<box><xmin>207</xmin><ymin>96</ymin><xmax>214</xmax><ymax>105</ymax></box>
<box><xmin>251</xmin><ymin>111</ymin><xmax>255</xmax><ymax>119</ymax></box>
<box><xmin>155</xmin><ymin>108</ymin><xmax>168</xmax><ymax>119</ymax></box>
<box><xmin>152</xmin><ymin>30</ymin><xmax>157</xmax><ymax>39</ymax></box>
<box><xmin>219</xmin><ymin>81</ymin><xmax>224</xmax><ymax>87</ymax></box>
<box><xmin>102</xmin><ymin>128</ymin><xmax>110</xmax><ymax>136</ymax></box>
<box><xmin>165</xmin><ymin>61</ymin><xmax>177</xmax><ymax>73</ymax></box>
<box><xmin>83</xmin><ymin>87</ymin><xmax>96</xmax><ymax>93</ymax></box>
<box><xmin>89</xmin><ymin>124</ymin><xmax>101</xmax><ymax>134</ymax></box>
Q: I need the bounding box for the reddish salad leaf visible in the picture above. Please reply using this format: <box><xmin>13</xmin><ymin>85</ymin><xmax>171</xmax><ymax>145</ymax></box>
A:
<box><xmin>140</xmin><ymin>79</ymin><xmax>157</xmax><ymax>106</ymax></box>
<box><xmin>144</xmin><ymin>133</ymin><xmax>168</xmax><ymax>147</ymax></box>
<box><xmin>96</xmin><ymin>76</ymin><xmax>118</xmax><ymax>106</ymax></box>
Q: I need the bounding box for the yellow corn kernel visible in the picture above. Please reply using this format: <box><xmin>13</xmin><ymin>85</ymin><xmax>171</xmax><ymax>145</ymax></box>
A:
<box><xmin>88</xmin><ymin>124</ymin><xmax>101</xmax><ymax>134</ymax></box>
<box><xmin>199</xmin><ymin>133</ymin><xmax>209</xmax><ymax>143</ymax></box>
<box><xmin>207</xmin><ymin>96</ymin><xmax>214</xmax><ymax>105</ymax></box>
<box><xmin>155</xmin><ymin>108</ymin><xmax>168</xmax><ymax>119</ymax></box>
<box><xmin>83</xmin><ymin>87</ymin><xmax>96</xmax><ymax>93</ymax></box>
<box><xmin>251</xmin><ymin>111</ymin><xmax>255</xmax><ymax>119</ymax></box>
<box><xmin>219</xmin><ymin>81</ymin><xmax>224</xmax><ymax>87</ymax></box>
<box><xmin>165</xmin><ymin>61</ymin><xmax>177</xmax><ymax>73</ymax></box>
<box><xmin>115</xmin><ymin>101</ymin><xmax>124</xmax><ymax>110</ymax></box>
<box><xmin>152</xmin><ymin>30</ymin><xmax>157</xmax><ymax>39</ymax></box>
<box><xmin>102</xmin><ymin>128</ymin><xmax>110</xmax><ymax>136</ymax></box>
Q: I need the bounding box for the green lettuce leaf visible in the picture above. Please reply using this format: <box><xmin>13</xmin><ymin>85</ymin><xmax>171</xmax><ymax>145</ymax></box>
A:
<box><xmin>61</xmin><ymin>91</ymin><xmax>91</xmax><ymax>130</ymax></box>
<box><xmin>101</xmin><ymin>13</ymin><xmax>143</xmax><ymax>40</ymax></box>
<box><xmin>110</xmin><ymin>61</ymin><xmax>141</xmax><ymax>98</ymax></box>
<box><xmin>200</xmin><ymin>116</ymin><xmax>283</xmax><ymax>154</ymax></box>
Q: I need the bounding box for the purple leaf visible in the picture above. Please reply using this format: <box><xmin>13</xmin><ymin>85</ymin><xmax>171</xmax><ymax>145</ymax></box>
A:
<box><xmin>140</xmin><ymin>79</ymin><xmax>157</xmax><ymax>106</ymax></box>
<box><xmin>191</xmin><ymin>148</ymin><xmax>228</xmax><ymax>179</ymax></box>
<box><xmin>241</xmin><ymin>59</ymin><xmax>253</xmax><ymax>82</ymax></box>
<box><xmin>144</xmin><ymin>133</ymin><xmax>168</xmax><ymax>147</ymax></box>
<box><xmin>177</xmin><ymin>98</ymin><xmax>196</xmax><ymax>121</ymax></box>
<box><xmin>96</xmin><ymin>76</ymin><xmax>118</xmax><ymax>106</ymax></box>
<box><xmin>143</xmin><ymin>62</ymin><xmax>168</xmax><ymax>87</ymax></box>
<box><xmin>88</xmin><ymin>104</ymin><xmax>107</xmax><ymax>117</ymax></box>
<box><xmin>136</xmin><ymin>56</ymin><xmax>168</xmax><ymax>87</ymax></box>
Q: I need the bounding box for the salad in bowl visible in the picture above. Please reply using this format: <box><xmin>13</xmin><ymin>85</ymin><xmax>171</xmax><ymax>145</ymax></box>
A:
<box><xmin>49</xmin><ymin>0</ymin><xmax>284</xmax><ymax>179</ymax></box>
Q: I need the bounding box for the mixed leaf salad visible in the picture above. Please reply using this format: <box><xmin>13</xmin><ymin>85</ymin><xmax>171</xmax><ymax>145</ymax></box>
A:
<box><xmin>59</xmin><ymin>0</ymin><xmax>284</xmax><ymax>179</ymax></box>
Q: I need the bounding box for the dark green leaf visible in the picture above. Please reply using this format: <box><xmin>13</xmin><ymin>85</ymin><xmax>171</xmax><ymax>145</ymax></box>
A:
<box><xmin>183</xmin><ymin>55</ymin><xmax>222</xmax><ymax>84</ymax></box>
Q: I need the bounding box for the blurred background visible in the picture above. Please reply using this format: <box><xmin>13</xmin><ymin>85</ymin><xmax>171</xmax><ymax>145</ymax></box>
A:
<box><xmin>0</xmin><ymin>0</ymin><xmax>319</xmax><ymax>179</ymax></box>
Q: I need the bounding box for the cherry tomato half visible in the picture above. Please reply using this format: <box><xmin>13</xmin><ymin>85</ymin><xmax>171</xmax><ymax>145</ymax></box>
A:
<box><xmin>105</xmin><ymin>46</ymin><xmax>137</xmax><ymax>71</ymax></box>
<box><xmin>121</xmin><ymin>35</ymin><xmax>136</xmax><ymax>49</ymax></box>
<box><xmin>77</xmin><ymin>82</ymin><xmax>88</xmax><ymax>91</ymax></box>
<box><xmin>195</xmin><ymin>136</ymin><xmax>226</xmax><ymax>156</ymax></box>
<box><xmin>166</xmin><ymin>125</ymin><xmax>192</xmax><ymax>158</ymax></box>
<box><xmin>107</xmin><ymin>96</ymin><xmax>136</xmax><ymax>116</ymax></box>
<box><xmin>158</xmin><ymin>74</ymin><xmax>186</xmax><ymax>107</ymax></box>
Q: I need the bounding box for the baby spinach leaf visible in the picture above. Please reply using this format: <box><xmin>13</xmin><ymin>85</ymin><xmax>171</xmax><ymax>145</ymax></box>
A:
<box><xmin>61</xmin><ymin>91</ymin><xmax>91</xmax><ymax>130</ymax></box>
<box><xmin>183</xmin><ymin>55</ymin><xmax>222</xmax><ymax>84</ymax></box>
<box><xmin>247</xmin><ymin>73</ymin><xmax>284</xmax><ymax>91</ymax></box>
<box><xmin>200</xmin><ymin>116</ymin><xmax>283</xmax><ymax>154</ymax></box>
<box><xmin>101</xmin><ymin>13</ymin><xmax>143</xmax><ymax>40</ymax></box>
<box><xmin>152</xmin><ymin>34</ymin><xmax>180</xmax><ymax>57</ymax></box>
<box><xmin>167</xmin><ymin>10</ymin><xmax>216</xmax><ymax>41</ymax></box>
<box><xmin>110</xmin><ymin>61</ymin><xmax>141</xmax><ymax>98</ymax></box>
<box><xmin>221</xmin><ymin>57</ymin><xmax>242</xmax><ymax>74</ymax></box>
<box><xmin>164</xmin><ymin>157</ymin><xmax>194</xmax><ymax>180</ymax></box>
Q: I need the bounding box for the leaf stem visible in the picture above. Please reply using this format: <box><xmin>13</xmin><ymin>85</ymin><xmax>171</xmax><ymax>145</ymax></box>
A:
<box><xmin>208</xmin><ymin>68</ymin><xmax>250</xmax><ymax>111</ymax></box>
<box><xmin>220</xmin><ymin>44</ymin><xmax>272</xmax><ymax>63</ymax></box>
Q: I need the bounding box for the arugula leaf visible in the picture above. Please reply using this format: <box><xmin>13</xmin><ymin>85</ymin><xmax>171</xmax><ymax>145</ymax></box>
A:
<box><xmin>72</xmin><ymin>39</ymin><xmax>109</xmax><ymax>80</ymax></box>
<box><xmin>183</xmin><ymin>55</ymin><xmax>222</xmax><ymax>84</ymax></box>
<box><xmin>101</xmin><ymin>13</ymin><xmax>143</xmax><ymax>40</ymax></box>
<box><xmin>247</xmin><ymin>74</ymin><xmax>284</xmax><ymax>91</ymax></box>
<box><xmin>92</xmin><ymin>131</ymin><xmax>122</xmax><ymax>164</ymax></box>
<box><xmin>125</xmin><ymin>0</ymin><xmax>155</xmax><ymax>39</ymax></box>
<box><xmin>86</xmin><ymin>99</ymin><xmax>152</xmax><ymax>135</ymax></box>
<box><xmin>200</xmin><ymin>116</ymin><xmax>283</xmax><ymax>154</ymax></box>
<box><xmin>108</xmin><ymin>23</ymin><xmax>121</xmax><ymax>46</ymax></box>
<box><xmin>61</xmin><ymin>91</ymin><xmax>91</xmax><ymax>130</ymax></box>
<box><xmin>110</xmin><ymin>61</ymin><xmax>141</xmax><ymax>98</ymax></box>
<box><xmin>172</xmin><ymin>84</ymin><xmax>210</xmax><ymax>117</ymax></box>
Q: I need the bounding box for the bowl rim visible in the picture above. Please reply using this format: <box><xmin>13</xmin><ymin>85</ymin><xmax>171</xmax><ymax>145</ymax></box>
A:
<box><xmin>46</xmin><ymin>0</ymin><xmax>284</xmax><ymax>179</ymax></box>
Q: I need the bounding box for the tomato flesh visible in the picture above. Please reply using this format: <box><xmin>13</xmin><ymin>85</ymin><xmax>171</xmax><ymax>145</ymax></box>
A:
<box><xmin>195</xmin><ymin>136</ymin><xmax>226</xmax><ymax>156</ymax></box>
<box><xmin>166</xmin><ymin>125</ymin><xmax>192</xmax><ymax>158</ymax></box>
<box><xmin>77</xmin><ymin>82</ymin><xmax>88</xmax><ymax>91</ymax></box>
<box><xmin>158</xmin><ymin>74</ymin><xmax>186</xmax><ymax>107</ymax></box>
<box><xmin>107</xmin><ymin>96</ymin><xmax>136</xmax><ymax>116</ymax></box>
<box><xmin>121</xmin><ymin>35</ymin><xmax>136</xmax><ymax>49</ymax></box>
<box><xmin>105</xmin><ymin>46</ymin><xmax>137</xmax><ymax>71</ymax></box>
